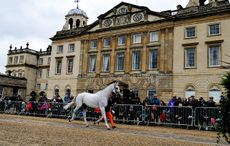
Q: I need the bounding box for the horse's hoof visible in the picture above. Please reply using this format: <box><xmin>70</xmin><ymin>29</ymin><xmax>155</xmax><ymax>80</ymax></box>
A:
<box><xmin>86</xmin><ymin>125</ymin><xmax>89</xmax><ymax>127</ymax></box>
<box><xmin>93</xmin><ymin>121</ymin><xmax>96</xmax><ymax>125</ymax></box>
<box><xmin>112</xmin><ymin>126</ymin><xmax>116</xmax><ymax>129</ymax></box>
<box><xmin>107</xmin><ymin>128</ymin><xmax>111</xmax><ymax>130</ymax></box>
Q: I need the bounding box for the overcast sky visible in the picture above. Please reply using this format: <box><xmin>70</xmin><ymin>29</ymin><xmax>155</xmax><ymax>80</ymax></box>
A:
<box><xmin>0</xmin><ymin>0</ymin><xmax>188</xmax><ymax>73</ymax></box>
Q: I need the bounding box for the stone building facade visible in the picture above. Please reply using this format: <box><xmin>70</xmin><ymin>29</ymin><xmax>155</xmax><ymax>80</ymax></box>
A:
<box><xmin>172</xmin><ymin>0</ymin><xmax>230</xmax><ymax>101</ymax></box>
<box><xmin>5</xmin><ymin>0</ymin><xmax>230</xmax><ymax>102</ymax></box>
<box><xmin>0</xmin><ymin>74</ymin><xmax>27</xmax><ymax>99</ymax></box>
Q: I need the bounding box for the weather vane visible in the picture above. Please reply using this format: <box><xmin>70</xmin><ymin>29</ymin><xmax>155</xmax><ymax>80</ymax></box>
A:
<box><xmin>75</xmin><ymin>0</ymin><xmax>79</xmax><ymax>8</ymax></box>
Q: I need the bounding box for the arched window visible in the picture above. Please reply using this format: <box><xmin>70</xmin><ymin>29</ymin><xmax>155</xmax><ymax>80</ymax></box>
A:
<box><xmin>130</xmin><ymin>88</ymin><xmax>138</xmax><ymax>98</ymax></box>
<box><xmin>185</xmin><ymin>85</ymin><xmax>195</xmax><ymax>98</ymax></box>
<box><xmin>65</xmin><ymin>86</ymin><xmax>71</xmax><ymax>95</ymax></box>
<box><xmin>76</xmin><ymin>19</ymin><xmax>80</xmax><ymax>28</ymax></box>
<box><xmin>69</xmin><ymin>18</ymin><xmax>73</xmax><ymax>29</ymax></box>
<box><xmin>54</xmin><ymin>86</ymin><xmax>59</xmax><ymax>97</ymax></box>
<box><xmin>83</xmin><ymin>21</ymin><xmax>86</xmax><ymax>26</ymax></box>
<box><xmin>209</xmin><ymin>86</ymin><xmax>221</xmax><ymax>102</ymax></box>
<box><xmin>147</xmin><ymin>88</ymin><xmax>156</xmax><ymax>98</ymax></box>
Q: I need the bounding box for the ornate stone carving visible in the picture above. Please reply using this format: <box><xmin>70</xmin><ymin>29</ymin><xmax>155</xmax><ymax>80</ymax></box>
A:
<box><xmin>133</xmin><ymin>13</ymin><xmax>143</xmax><ymax>22</ymax></box>
<box><xmin>117</xmin><ymin>7</ymin><xmax>128</xmax><ymax>15</ymax></box>
<box><xmin>116</xmin><ymin>15</ymin><xmax>129</xmax><ymax>25</ymax></box>
<box><xmin>103</xmin><ymin>19</ymin><xmax>112</xmax><ymax>27</ymax></box>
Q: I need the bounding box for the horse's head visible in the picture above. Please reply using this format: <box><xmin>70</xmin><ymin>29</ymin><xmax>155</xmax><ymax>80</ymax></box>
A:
<box><xmin>112</xmin><ymin>81</ymin><xmax>121</xmax><ymax>96</ymax></box>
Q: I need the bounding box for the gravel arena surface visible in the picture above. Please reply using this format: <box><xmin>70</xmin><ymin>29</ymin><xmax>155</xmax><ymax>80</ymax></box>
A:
<box><xmin>0</xmin><ymin>114</ymin><xmax>228</xmax><ymax>146</ymax></box>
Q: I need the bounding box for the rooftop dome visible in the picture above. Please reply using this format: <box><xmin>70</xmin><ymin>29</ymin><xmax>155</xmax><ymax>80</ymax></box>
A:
<box><xmin>67</xmin><ymin>7</ymin><xmax>88</xmax><ymax>18</ymax></box>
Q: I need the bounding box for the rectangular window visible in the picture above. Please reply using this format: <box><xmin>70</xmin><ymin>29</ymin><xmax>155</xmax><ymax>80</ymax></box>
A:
<box><xmin>8</xmin><ymin>57</ymin><xmax>13</xmax><ymax>64</ymax></box>
<box><xmin>19</xmin><ymin>55</ymin><xmax>24</xmax><ymax>63</ymax></box>
<box><xmin>55</xmin><ymin>60</ymin><xmax>62</xmax><ymax>74</ymax></box>
<box><xmin>37</xmin><ymin>84</ymin><xmax>41</xmax><ymax>90</ymax></box>
<box><xmin>150</xmin><ymin>31</ymin><xmax>158</xmax><ymax>42</ymax></box>
<box><xmin>38</xmin><ymin>69</ymin><xmax>42</xmax><ymax>78</ymax></box>
<box><xmin>47</xmin><ymin>57</ymin><xmax>51</xmax><ymax>65</ymax></box>
<box><xmin>208</xmin><ymin>24</ymin><xmax>220</xmax><ymax>36</ymax></box>
<box><xmin>67</xmin><ymin>58</ymin><xmax>74</xmax><ymax>74</ymax></box>
<box><xmin>116</xmin><ymin>52</ymin><xmax>125</xmax><ymax>71</ymax></box>
<box><xmin>209</xmin><ymin>45</ymin><xmax>220</xmax><ymax>67</ymax></box>
<box><xmin>132</xmin><ymin>51</ymin><xmax>141</xmax><ymax>70</ymax></box>
<box><xmin>185</xmin><ymin>27</ymin><xmax>196</xmax><ymax>38</ymax></box>
<box><xmin>103</xmin><ymin>38</ymin><xmax>111</xmax><ymax>47</ymax></box>
<box><xmin>45</xmin><ymin>83</ymin><xmax>48</xmax><ymax>90</ymax></box>
<box><xmin>102</xmin><ymin>54</ymin><xmax>110</xmax><ymax>72</ymax></box>
<box><xmin>38</xmin><ymin>58</ymin><xmax>43</xmax><ymax>65</ymax></box>
<box><xmin>133</xmin><ymin>33</ymin><xmax>141</xmax><ymax>44</ymax></box>
<box><xmin>46</xmin><ymin>68</ymin><xmax>50</xmax><ymax>77</ymax></box>
<box><xmin>90</xmin><ymin>40</ymin><xmax>97</xmax><ymax>49</ymax></box>
<box><xmin>89</xmin><ymin>55</ymin><xmax>96</xmax><ymax>72</ymax></box>
<box><xmin>149</xmin><ymin>49</ymin><xmax>158</xmax><ymax>69</ymax></box>
<box><xmin>118</xmin><ymin>35</ymin><xmax>126</xmax><ymax>46</ymax></box>
<box><xmin>57</xmin><ymin>45</ymin><xmax>63</xmax><ymax>54</ymax></box>
<box><xmin>68</xmin><ymin>44</ymin><xmax>75</xmax><ymax>52</ymax></box>
<box><xmin>185</xmin><ymin>47</ymin><xmax>196</xmax><ymax>68</ymax></box>
<box><xmin>14</xmin><ymin>56</ymin><xmax>18</xmax><ymax>64</ymax></box>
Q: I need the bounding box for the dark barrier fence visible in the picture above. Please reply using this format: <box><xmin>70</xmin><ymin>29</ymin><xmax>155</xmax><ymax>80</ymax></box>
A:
<box><xmin>0</xmin><ymin>100</ymin><xmax>220</xmax><ymax>130</ymax></box>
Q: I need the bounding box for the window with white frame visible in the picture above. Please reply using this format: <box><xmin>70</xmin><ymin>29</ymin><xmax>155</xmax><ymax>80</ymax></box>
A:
<box><xmin>54</xmin><ymin>87</ymin><xmax>59</xmax><ymax>96</ymax></box>
<box><xmin>67</xmin><ymin>58</ymin><xmax>74</xmax><ymax>74</ymax></box>
<box><xmin>118</xmin><ymin>35</ymin><xmax>126</xmax><ymax>46</ymax></box>
<box><xmin>209</xmin><ymin>45</ymin><xmax>220</xmax><ymax>67</ymax></box>
<box><xmin>102</xmin><ymin>54</ymin><xmax>110</xmax><ymax>72</ymax></box>
<box><xmin>19</xmin><ymin>55</ymin><xmax>24</xmax><ymax>63</ymax></box>
<box><xmin>209</xmin><ymin>86</ymin><xmax>221</xmax><ymax>102</ymax></box>
<box><xmin>14</xmin><ymin>56</ymin><xmax>18</xmax><ymax>64</ymax></box>
<box><xmin>149</xmin><ymin>48</ymin><xmax>158</xmax><ymax>69</ymax></box>
<box><xmin>185</xmin><ymin>27</ymin><xmax>196</xmax><ymax>38</ymax></box>
<box><xmin>116</xmin><ymin>52</ymin><xmax>125</xmax><ymax>71</ymax></box>
<box><xmin>89</xmin><ymin>55</ymin><xmax>96</xmax><ymax>72</ymax></box>
<box><xmin>37</xmin><ymin>84</ymin><xmax>41</xmax><ymax>90</ymax></box>
<box><xmin>37</xmin><ymin>69</ymin><xmax>42</xmax><ymax>78</ymax></box>
<box><xmin>68</xmin><ymin>44</ymin><xmax>75</xmax><ymax>53</ymax></box>
<box><xmin>185</xmin><ymin>47</ymin><xmax>196</xmax><ymax>68</ymax></box>
<box><xmin>57</xmin><ymin>45</ymin><xmax>63</xmax><ymax>54</ymax></box>
<box><xmin>132</xmin><ymin>51</ymin><xmax>141</xmax><ymax>70</ymax></box>
<box><xmin>47</xmin><ymin>57</ymin><xmax>51</xmax><ymax>65</ymax></box>
<box><xmin>133</xmin><ymin>33</ymin><xmax>141</xmax><ymax>44</ymax></box>
<box><xmin>185</xmin><ymin>86</ymin><xmax>195</xmax><ymax>98</ymax></box>
<box><xmin>208</xmin><ymin>23</ymin><xmax>220</xmax><ymax>36</ymax></box>
<box><xmin>90</xmin><ymin>40</ymin><xmax>97</xmax><ymax>49</ymax></box>
<box><xmin>8</xmin><ymin>57</ymin><xmax>13</xmax><ymax>64</ymax></box>
<box><xmin>150</xmin><ymin>31</ymin><xmax>159</xmax><ymax>42</ymax></box>
<box><xmin>55</xmin><ymin>59</ymin><xmax>62</xmax><ymax>74</ymax></box>
<box><xmin>147</xmin><ymin>89</ymin><xmax>156</xmax><ymax>98</ymax></box>
<box><xmin>103</xmin><ymin>37</ymin><xmax>111</xmax><ymax>47</ymax></box>
<box><xmin>45</xmin><ymin>83</ymin><xmax>48</xmax><ymax>90</ymax></box>
<box><xmin>46</xmin><ymin>68</ymin><xmax>50</xmax><ymax>77</ymax></box>
<box><xmin>38</xmin><ymin>58</ymin><xmax>43</xmax><ymax>65</ymax></box>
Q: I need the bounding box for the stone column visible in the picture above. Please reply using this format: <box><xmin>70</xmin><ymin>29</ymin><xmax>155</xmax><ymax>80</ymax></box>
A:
<box><xmin>141</xmin><ymin>32</ymin><xmax>147</xmax><ymax>73</ymax></box>
<box><xmin>125</xmin><ymin>34</ymin><xmax>131</xmax><ymax>73</ymax></box>
<box><xmin>110</xmin><ymin>36</ymin><xmax>116</xmax><ymax>74</ymax></box>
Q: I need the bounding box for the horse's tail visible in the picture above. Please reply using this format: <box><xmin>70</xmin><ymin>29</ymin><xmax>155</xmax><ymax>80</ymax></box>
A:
<box><xmin>63</xmin><ymin>96</ymin><xmax>77</xmax><ymax>110</ymax></box>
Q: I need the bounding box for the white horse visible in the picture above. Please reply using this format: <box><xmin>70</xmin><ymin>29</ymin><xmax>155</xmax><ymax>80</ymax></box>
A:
<box><xmin>63</xmin><ymin>81</ymin><xmax>120</xmax><ymax>129</ymax></box>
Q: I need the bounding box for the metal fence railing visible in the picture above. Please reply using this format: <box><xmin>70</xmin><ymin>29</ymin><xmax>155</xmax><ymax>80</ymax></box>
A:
<box><xmin>0</xmin><ymin>100</ymin><xmax>220</xmax><ymax>130</ymax></box>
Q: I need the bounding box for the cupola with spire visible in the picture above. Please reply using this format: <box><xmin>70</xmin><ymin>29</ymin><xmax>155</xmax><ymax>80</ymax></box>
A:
<box><xmin>62</xmin><ymin>0</ymin><xmax>88</xmax><ymax>30</ymax></box>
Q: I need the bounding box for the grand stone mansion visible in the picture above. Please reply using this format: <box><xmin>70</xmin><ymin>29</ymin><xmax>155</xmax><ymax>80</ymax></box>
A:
<box><xmin>4</xmin><ymin>0</ymin><xmax>230</xmax><ymax>102</ymax></box>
